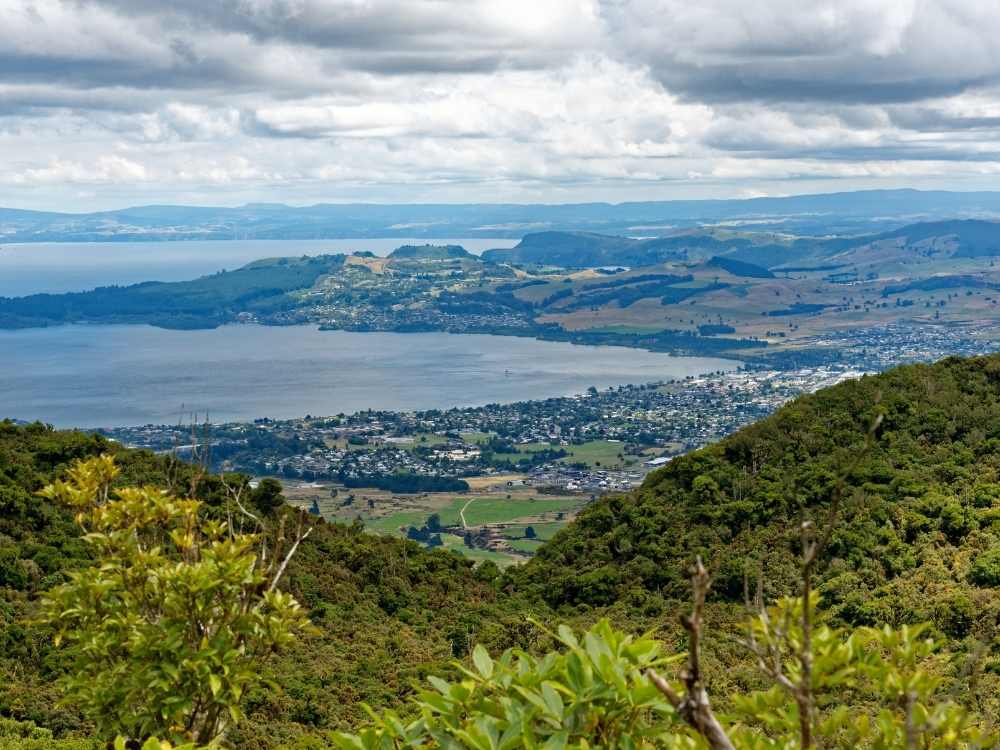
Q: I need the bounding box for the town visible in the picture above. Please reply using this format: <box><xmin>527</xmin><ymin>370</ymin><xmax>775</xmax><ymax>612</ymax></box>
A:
<box><xmin>100</xmin><ymin>366</ymin><xmax>851</xmax><ymax>490</ymax></box>
<box><xmin>101</xmin><ymin>318</ymin><xmax>1000</xmax><ymax>491</ymax></box>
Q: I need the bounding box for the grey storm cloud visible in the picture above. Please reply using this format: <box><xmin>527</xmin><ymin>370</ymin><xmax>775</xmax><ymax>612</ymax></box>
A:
<box><xmin>4</xmin><ymin>1</ymin><xmax>1000</xmax><ymax>114</ymax></box>
<box><xmin>0</xmin><ymin>0</ymin><xmax>600</xmax><ymax>102</ymax></box>
<box><xmin>888</xmin><ymin>103</ymin><xmax>1000</xmax><ymax>132</ymax></box>
<box><xmin>601</xmin><ymin>0</ymin><xmax>1000</xmax><ymax>105</ymax></box>
<box><xmin>69</xmin><ymin>0</ymin><xmax>597</xmax><ymax>76</ymax></box>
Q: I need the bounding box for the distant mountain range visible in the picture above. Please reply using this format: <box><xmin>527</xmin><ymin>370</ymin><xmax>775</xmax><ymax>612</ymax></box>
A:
<box><xmin>5</xmin><ymin>189</ymin><xmax>1000</xmax><ymax>242</ymax></box>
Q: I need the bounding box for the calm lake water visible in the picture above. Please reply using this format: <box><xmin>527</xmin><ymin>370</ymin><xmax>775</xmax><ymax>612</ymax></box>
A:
<box><xmin>0</xmin><ymin>238</ymin><xmax>518</xmax><ymax>297</ymax></box>
<box><xmin>0</xmin><ymin>325</ymin><xmax>738</xmax><ymax>427</ymax></box>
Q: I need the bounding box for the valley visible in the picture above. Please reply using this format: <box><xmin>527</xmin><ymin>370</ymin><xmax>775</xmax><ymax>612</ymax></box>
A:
<box><xmin>5</xmin><ymin>353</ymin><xmax>1000</xmax><ymax>747</ymax></box>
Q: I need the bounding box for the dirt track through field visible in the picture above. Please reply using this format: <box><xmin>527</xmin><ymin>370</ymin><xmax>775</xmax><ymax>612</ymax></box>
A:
<box><xmin>459</xmin><ymin>497</ymin><xmax>476</xmax><ymax>529</ymax></box>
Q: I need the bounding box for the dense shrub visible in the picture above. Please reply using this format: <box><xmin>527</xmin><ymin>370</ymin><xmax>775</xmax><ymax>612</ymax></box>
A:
<box><xmin>969</xmin><ymin>547</ymin><xmax>1000</xmax><ymax>587</ymax></box>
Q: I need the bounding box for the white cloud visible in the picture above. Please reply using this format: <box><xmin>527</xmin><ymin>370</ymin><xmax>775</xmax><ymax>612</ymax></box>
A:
<box><xmin>2</xmin><ymin>0</ymin><xmax>1000</xmax><ymax>209</ymax></box>
<box><xmin>6</xmin><ymin>155</ymin><xmax>148</xmax><ymax>185</ymax></box>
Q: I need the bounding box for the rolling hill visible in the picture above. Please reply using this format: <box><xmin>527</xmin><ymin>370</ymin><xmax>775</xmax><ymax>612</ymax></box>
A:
<box><xmin>484</xmin><ymin>219</ymin><xmax>1000</xmax><ymax>271</ymax></box>
<box><xmin>7</xmin><ymin>223</ymin><xmax>1000</xmax><ymax>363</ymax></box>
<box><xmin>387</xmin><ymin>244</ymin><xmax>474</xmax><ymax>260</ymax></box>
<box><xmin>481</xmin><ymin>229</ymin><xmax>781</xmax><ymax>267</ymax></box>
<box><xmin>0</xmin><ymin>255</ymin><xmax>347</xmax><ymax>329</ymax></box>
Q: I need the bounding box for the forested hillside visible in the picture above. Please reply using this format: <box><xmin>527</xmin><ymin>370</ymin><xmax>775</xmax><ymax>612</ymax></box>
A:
<box><xmin>484</xmin><ymin>220</ymin><xmax>1000</xmax><ymax>269</ymax></box>
<box><xmin>4</xmin><ymin>354</ymin><xmax>1000</xmax><ymax>745</ymax></box>
<box><xmin>0</xmin><ymin>255</ymin><xmax>346</xmax><ymax>330</ymax></box>
<box><xmin>513</xmin><ymin>355</ymin><xmax>1000</xmax><ymax>653</ymax></box>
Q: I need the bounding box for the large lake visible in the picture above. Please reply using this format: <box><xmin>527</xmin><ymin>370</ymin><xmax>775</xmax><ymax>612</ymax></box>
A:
<box><xmin>0</xmin><ymin>325</ymin><xmax>738</xmax><ymax>427</ymax></box>
<box><xmin>0</xmin><ymin>237</ymin><xmax>518</xmax><ymax>297</ymax></box>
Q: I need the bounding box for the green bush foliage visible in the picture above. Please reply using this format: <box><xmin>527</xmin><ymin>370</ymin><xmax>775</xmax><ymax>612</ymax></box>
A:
<box><xmin>0</xmin><ymin>716</ymin><xmax>98</xmax><ymax>749</ymax></box>
<box><xmin>0</xmin><ymin>420</ymin><xmax>515</xmax><ymax>746</ymax></box>
<box><xmin>968</xmin><ymin>547</ymin><xmax>1000</xmax><ymax>587</ymax></box>
<box><xmin>333</xmin><ymin>620</ymin><xmax>679</xmax><ymax>750</ymax></box>
<box><xmin>336</xmin><ymin>610</ymin><xmax>997</xmax><ymax>750</ymax></box>
<box><xmin>39</xmin><ymin>455</ymin><xmax>313</xmax><ymax>746</ymax></box>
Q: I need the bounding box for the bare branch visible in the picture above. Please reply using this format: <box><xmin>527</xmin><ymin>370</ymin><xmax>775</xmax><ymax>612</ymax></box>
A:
<box><xmin>648</xmin><ymin>557</ymin><xmax>735</xmax><ymax>750</ymax></box>
<box><xmin>227</xmin><ymin>481</ymin><xmax>263</xmax><ymax>532</ymax></box>
<box><xmin>224</xmin><ymin>478</ymin><xmax>267</xmax><ymax>565</ymax></box>
<box><xmin>267</xmin><ymin>520</ymin><xmax>314</xmax><ymax>593</ymax></box>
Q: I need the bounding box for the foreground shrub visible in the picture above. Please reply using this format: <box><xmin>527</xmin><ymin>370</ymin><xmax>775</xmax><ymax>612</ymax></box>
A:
<box><xmin>38</xmin><ymin>455</ymin><xmax>313</xmax><ymax>748</ymax></box>
<box><xmin>335</xmin><ymin>599</ymin><xmax>998</xmax><ymax>750</ymax></box>
<box><xmin>332</xmin><ymin>619</ymin><xmax>680</xmax><ymax>750</ymax></box>
<box><xmin>0</xmin><ymin>716</ymin><xmax>98</xmax><ymax>749</ymax></box>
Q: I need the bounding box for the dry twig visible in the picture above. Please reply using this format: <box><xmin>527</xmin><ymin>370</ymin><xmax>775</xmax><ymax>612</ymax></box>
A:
<box><xmin>648</xmin><ymin>557</ymin><xmax>735</xmax><ymax>750</ymax></box>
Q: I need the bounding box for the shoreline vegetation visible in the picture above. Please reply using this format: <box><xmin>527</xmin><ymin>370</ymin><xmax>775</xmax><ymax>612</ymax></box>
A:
<box><xmin>6</xmin><ymin>219</ymin><xmax>1000</xmax><ymax>369</ymax></box>
<box><xmin>0</xmin><ymin>259</ymin><xmax>767</xmax><ymax>361</ymax></box>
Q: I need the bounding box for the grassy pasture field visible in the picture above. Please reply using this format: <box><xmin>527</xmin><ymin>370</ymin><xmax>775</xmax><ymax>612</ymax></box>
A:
<box><xmin>558</xmin><ymin>440</ymin><xmax>630</xmax><ymax>469</ymax></box>
<box><xmin>527</xmin><ymin>252</ymin><xmax>1000</xmax><ymax>353</ymax></box>
<box><xmin>280</xmin><ymin>479</ymin><xmax>585</xmax><ymax>565</ymax></box>
<box><xmin>462</xmin><ymin>473</ymin><xmax>525</xmax><ymax>490</ymax></box>
<box><xmin>498</xmin><ymin>522</ymin><xmax>563</xmax><ymax>541</ymax></box>
<box><xmin>459</xmin><ymin>431</ymin><xmax>493</xmax><ymax>445</ymax></box>
<box><xmin>506</xmin><ymin>538</ymin><xmax>545</xmax><ymax>554</ymax></box>
<box><xmin>446</xmin><ymin>495</ymin><xmax>581</xmax><ymax>527</ymax></box>
<box><xmin>487</xmin><ymin>439</ymin><xmax>633</xmax><ymax>470</ymax></box>
<box><xmin>437</xmin><ymin>534</ymin><xmax>521</xmax><ymax>566</ymax></box>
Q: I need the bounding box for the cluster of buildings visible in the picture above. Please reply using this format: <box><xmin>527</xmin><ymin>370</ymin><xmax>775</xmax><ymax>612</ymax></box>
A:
<box><xmin>252</xmin><ymin>252</ymin><xmax>537</xmax><ymax>334</ymax></box>
<box><xmin>314</xmin><ymin>306</ymin><xmax>534</xmax><ymax>335</ymax></box>
<box><xmin>266</xmin><ymin>446</ymin><xmax>429</xmax><ymax>481</ymax></box>
<box><xmin>101</xmin><ymin>361</ymin><xmax>870</xmax><ymax>493</ymax></box>
<box><xmin>807</xmin><ymin>321</ymin><xmax>1000</xmax><ymax>369</ymax></box>
<box><xmin>524</xmin><ymin>465</ymin><xmax>642</xmax><ymax>493</ymax></box>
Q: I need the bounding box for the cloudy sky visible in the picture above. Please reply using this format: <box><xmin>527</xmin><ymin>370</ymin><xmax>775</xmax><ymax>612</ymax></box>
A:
<box><xmin>3</xmin><ymin>0</ymin><xmax>1000</xmax><ymax>210</ymax></box>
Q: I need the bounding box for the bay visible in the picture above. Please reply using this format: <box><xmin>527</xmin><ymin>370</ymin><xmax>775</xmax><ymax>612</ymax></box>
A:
<box><xmin>0</xmin><ymin>324</ymin><xmax>738</xmax><ymax>428</ymax></box>
<box><xmin>0</xmin><ymin>237</ymin><xmax>518</xmax><ymax>297</ymax></box>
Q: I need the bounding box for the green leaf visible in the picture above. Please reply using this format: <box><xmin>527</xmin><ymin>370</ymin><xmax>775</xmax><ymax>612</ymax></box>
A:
<box><xmin>473</xmin><ymin>644</ymin><xmax>494</xmax><ymax>680</ymax></box>
<box><xmin>540</xmin><ymin>683</ymin><xmax>564</xmax><ymax>720</ymax></box>
<box><xmin>428</xmin><ymin>675</ymin><xmax>452</xmax><ymax>694</ymax></box>
<box><xmin>330</xmin><ymin>733</ymin><xmax>367</xmax><ymax>750</ymax></box>
<box><xmin>556</xmin><ymin>625</ymin><xmax>578</xmax><ymax>649</ymax></box>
